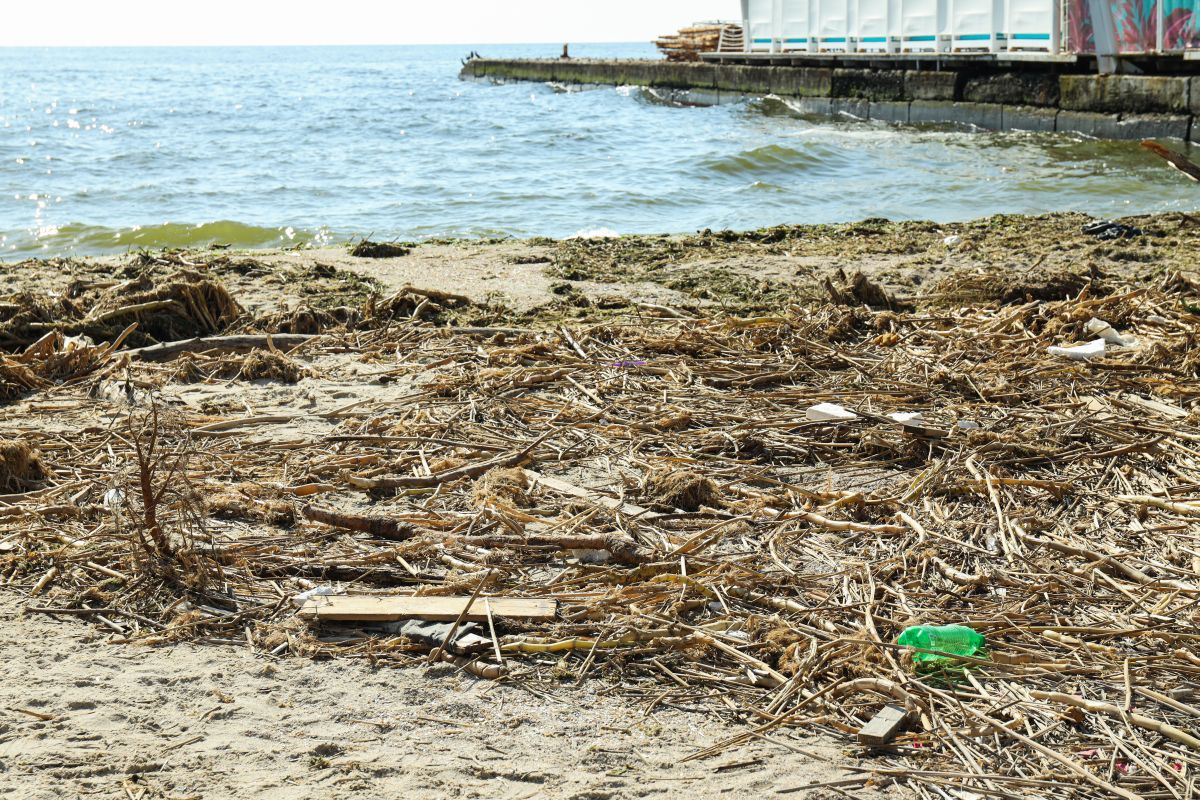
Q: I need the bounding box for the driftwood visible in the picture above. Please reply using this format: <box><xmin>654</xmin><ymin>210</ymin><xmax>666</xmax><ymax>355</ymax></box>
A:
<box><xmin>301</xmin><ymin>504</ymin><xmax>414</xmax><ymax>540</ymax></box>
<box><xmin>125</xmin><ymin>334</ymin><xmax>316</xmax><ymax>361</ymax></box>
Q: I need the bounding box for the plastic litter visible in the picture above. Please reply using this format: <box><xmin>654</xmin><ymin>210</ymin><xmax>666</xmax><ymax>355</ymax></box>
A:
<box><xmin>806</xmin><ymin>402</ymin><xmax>858</xmax><ymax>422</ymax></box>
<box><xmin>1081</xmin><ymin>220</ymin><xmax>1144</xmax><ymax>240</ymax></box>
<box><xmin>943</xmin><ymin>235</ymin><xmax>962</xmax><ymax>247</ymax></box>
<box><xmin>1048</xmin><ymin>339</ymin><xmax>1106</xmax><ymax>361</ymax></box>
<box><xmin>1085</xmin><ymin>317</ymin><xmax>1137</xmax><ymax>348</ymax></box>
<box><xmin>292</xmin><ymin>585</ymin><xmax>339</xmax><ymax>606</ymax></box>
<box><xmin>888</xmin><ymin>411</ymin><xmax>923</xmax><ymax>423</ymax></box>
<box><xmin>102</xmin><ymin>488</ymin><xmax>125</xmax><ymax>509</ymax></box>
<box><xmin>898</xmin><ymin>624</ymin><xmax>986</xmax><ymax>665</ymax></box>
<box><xmin>955</xmin><ymin>420</ymin><xmax>980</xmax><ymax>431</ymax></box>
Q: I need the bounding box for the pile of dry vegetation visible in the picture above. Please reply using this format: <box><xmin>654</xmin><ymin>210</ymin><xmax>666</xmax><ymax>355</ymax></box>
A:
<box><xmin>2</xmin><ymin>235</ymin><xmax>1200</xmax><ymax>799</ymax></box>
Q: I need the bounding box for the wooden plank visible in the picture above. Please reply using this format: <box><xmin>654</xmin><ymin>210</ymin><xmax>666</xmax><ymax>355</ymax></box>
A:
<box><xmin>857</xmin><ymin>704</ymin><xmax>908</xmax><ymax>746</ymax></box>
<box><xmin>298</xmin><ymin>595</ymin><xmax>556</xmax><ymax>622</ymax></box>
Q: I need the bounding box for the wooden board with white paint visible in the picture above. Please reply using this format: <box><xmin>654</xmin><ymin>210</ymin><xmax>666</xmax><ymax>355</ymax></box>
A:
<box><xmin>298</xmin><ymin>595</ymin><xmax>557</xmax><ymax>622</ymax></box>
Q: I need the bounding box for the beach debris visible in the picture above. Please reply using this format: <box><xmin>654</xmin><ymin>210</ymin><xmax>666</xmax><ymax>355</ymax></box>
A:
<box><xmin>934</xmin><ymin>268</ymin><xmax>1090</xmax><ymax>304</ymax></box>
<box><xmin>364</xmin><ymin>286</ymin><xmax>473</xmax><ymax>324</ymax></box>
<box><xmin>292</xmin><ymin>585</ymin><xmax>340</xmax><ymax>607</ymax></box>
<box><xmin>1142</xmin><ymin>140</ymin><xmax>1200</xmax><ymax>183</ymax></box>
<box><xmin>296</xmin><ymin>595</ymin><xmax>557</xmax><ymax>622</ymax></box>
<box><xmin>643</xmin><ymin>466</ymin><xmax>722</xmax><ymax>511</ymax></box>
<box><xmin>1085</xmin><ymin>317</ymin><xmax>1137</xmax><ymax>348</ymax></box>
<box><xmin>225</xmin><ymin>350</ymin><xmax>311</xmax><ymax>383</ymax></box>
<box><xmin>857</xmin><ymin>704</ymin><xmax>910</xmax><ymax>747</ymax></box>
<box><xmin>897</xmin><ymin>624</ymin><xmax>986</xmax><ymax>665</ymax></box>
<box><xmin>0</xmin><ymin>440</ymin><xmax>48</xmax><ymax>493</ymax></box>
<box><xmin>1082</xmin><ymin>219</ymin><xmax>1144</xmax><ymax>240</ymax></box>
<box><xmin>824</xmin><ymin>268</ymin><xmax>910</xmax><ymax>311</ymax></box>
<box><xmin>8</xmin><ymin>249</ymin><xmax>1200</xmax><ymax>799</ymax></box>
<box><xmin>806</xmin><ymin>402</ymin><xmax>858</xmax><ymax>422</ymax></box>
<box><xmin>943</xmin><ymin>234</ymin><xmax>962</xmax><ymax>247</ymax></box>
<box><xmin>350</xmin><ymin>240</ymin><xmax>411</xmax><ymax>258</ymax></box>
<box><xmin>378</xmin><ymin>619</ymin><xmax>491</xmax><ymax>655</ymax></box>
<box><xmin>1048</xmin><ymin>338</ymin><xmax>1106</xmax><ymax>360</ymax></box>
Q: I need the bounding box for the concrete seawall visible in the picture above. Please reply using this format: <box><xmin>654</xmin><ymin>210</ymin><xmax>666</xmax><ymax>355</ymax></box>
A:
<box><xmin>460</xmin><ymin>59</ymin><xmax>1200</xmax><ymax>142</ymax></box>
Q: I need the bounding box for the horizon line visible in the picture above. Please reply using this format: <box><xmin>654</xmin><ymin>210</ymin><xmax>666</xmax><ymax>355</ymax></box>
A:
<box><xmin>0</xmin><ymin>40</ymin><xmax>654</xmax><ymax>49</ymax></box>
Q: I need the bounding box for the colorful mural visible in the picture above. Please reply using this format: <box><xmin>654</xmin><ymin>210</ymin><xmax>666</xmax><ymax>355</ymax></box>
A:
<box><xmin>1068</xmin><ymin>0</ymin><xmax>1200</xmax><ymax>52</ymax></box>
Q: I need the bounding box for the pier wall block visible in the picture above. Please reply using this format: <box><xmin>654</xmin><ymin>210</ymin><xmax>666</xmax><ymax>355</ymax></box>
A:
<box><xmin>1060</xmin><ymin>75</ymin><xmax>1191</xmax><ymax>114</ymax></box>
<box><xmin>871</xmin><ymin>101</ymin><xmax>911</xmax><ymax>123</ymax></box>
<box><xmin>1113</xmin><ymin>113</ymin><xmax>1192</xmax><ymax>140</ymax></box>
<box><xmin>1001</xmin><ymin>106</ymin><xmax>1059</xmax><ymax>132</ymax></box>
<box><xmin>832</xmin><ymin>69</ymin><xmax>906</xmax><ymax>101</ymax></box>
<box><xmin>963</xmin><ymin>73</ymin><xmax>1059</xmax><ymax>107</ymax></box>
<box><xmin>1056</xmin><ymin>110</ymin><xmax>1123</xmax><ymax>138</ymax></box>
<box><xmin>833</xmin><ymin>98</ymin><xmax>870</xmax><ymax>118</ymax></box>
<box><xmin>907</xmin><ymin>101</ymin><xmax>1002</xmax><ymax>129</ymax></box>
<box><xmin>790</xmin><ymin>97</ymin><xmax>834</xmax><ymax>115</ymax></box>
<box><xmin>461</xmin><ymin>59</ymin><xmax>1198</xmax><ymax>142</ymax></box>
<box><xmin>771</xmin><ymin>67</ymin><xmax>833</xmax><ymax>97</ymax></box>
<box><xmin>648</xmin><ymin>63</ymin><xmax>717</xmax><ymax>89</ymax></box>
<box><xmin>714</xmin><ymin>65</ymin><xmax>773</xmax><ymax>93</ymax></box>
<box><xmin>904</xmin><ymin>71</ymin><xmax>960</xmax><ymax>101</ymax></box>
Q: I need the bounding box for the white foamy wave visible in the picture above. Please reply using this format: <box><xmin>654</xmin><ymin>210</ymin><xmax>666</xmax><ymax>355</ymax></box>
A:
<box><xmin>567</xmin><ymin>227</ymin><xmax>620</xmax><ymax>240</ymax></box>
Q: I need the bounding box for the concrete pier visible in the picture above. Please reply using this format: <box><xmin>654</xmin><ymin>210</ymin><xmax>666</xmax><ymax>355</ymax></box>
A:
<box><xmin>459</xmin><ymin>58</ymin><xmax>1200</xmax><ymax>142</ymax></box>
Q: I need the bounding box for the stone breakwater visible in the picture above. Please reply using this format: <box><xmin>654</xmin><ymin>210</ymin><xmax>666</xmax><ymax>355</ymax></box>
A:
<box><xmin>460</xmin><ymin>58</ymin><xmax>1200</xmax><ymax>142</ymax></box>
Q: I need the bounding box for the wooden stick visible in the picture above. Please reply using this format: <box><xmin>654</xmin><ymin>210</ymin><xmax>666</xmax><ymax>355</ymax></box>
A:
<box><xmin>301</xmin><ymin>505</ymin><xmax>414</xmax><ymax>541</ymax></box>
<box><xmin>1029</xmin><ymin>689</ymin><xmax>1200</xmax><ymax>750</ymax></box>
<box><xmin>124</xmin><ymin>334</ymin><xmax>316</xmax><ymax>361</ymax></box>
<box><xmin>428</xmin><ymin>569</ymin><xmax>493</xmax><ymax>664</ymax></box>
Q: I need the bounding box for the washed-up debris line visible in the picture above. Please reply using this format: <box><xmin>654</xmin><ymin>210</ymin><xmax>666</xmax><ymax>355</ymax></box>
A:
<box><xmin>3</xmin><ymin>252</ymin><xmax>1200</xmax><ymax>800</ymax></box>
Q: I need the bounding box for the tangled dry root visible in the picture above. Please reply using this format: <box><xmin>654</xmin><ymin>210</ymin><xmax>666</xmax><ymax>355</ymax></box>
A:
<box><xmin>0</xmin><ymin>440</ymin><xmax>48</xmax><ymax>493</ymax></box>
<box><xmin>644</xmin><ymin>467</ymin><xmax>723</xmax><ymax>512</ymax></box>
<box><xmin>472</xmin><ymin>467</ymin><xmax>531</xmax><ymax>508</ymax></box>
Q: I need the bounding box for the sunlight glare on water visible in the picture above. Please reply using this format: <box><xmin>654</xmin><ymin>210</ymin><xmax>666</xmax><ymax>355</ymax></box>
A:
<box><xmin>0</xmin><ymin>42</ymin><xmax>1196</xmax><ymax>258</ymax></box>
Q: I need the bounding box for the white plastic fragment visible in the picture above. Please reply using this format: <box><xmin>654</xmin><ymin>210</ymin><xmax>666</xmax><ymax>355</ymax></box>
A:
<box><xmin>806</xmin><ymin>402</ymin><xmax>858</xmax><ymax>422</ymax></box>
<box><xmin>1085</xmin><ymin>318</ymin><xmax>1137</xmax><ymax>348</ymax></box>
<box><xmin>956</xmin><ymin>420</ymin><xmax>980</xmax><ymax>431</ymax></box>
<box><xmin>102</xmin><ymin>488</ymin><xmax>125</xmax><ymax>509</ymax></box>
<box><xmin>943</xmin><ymin>235</ymin><xmax>962</xmax><ymax>247</ymax></box>
<box><xmin>1048</xmin><ymin>339</ymin><xmax>1106</xmax><ymax>361</ymax></box>
<box><xmin>888</xmin><ymin>411</ymin><xmax>924</xmax><ymax>424</ymax></box>
<box><xmin>292</xmin><ymin>585</ymin><xmax>340</xmax><ymax>607</ymax></box>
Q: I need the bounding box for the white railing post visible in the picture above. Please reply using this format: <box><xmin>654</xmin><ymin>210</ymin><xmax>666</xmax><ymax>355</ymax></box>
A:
<box><xmin>1088</xmin><ymin>0</ymin><xmax>1120</xmax><ymax>71</ymax></box>
<box><xmin>1052</xmin><ymin>0</ymin><xmax>1062</xmax><ymax>54</ymax></box>
<box><xmin>1156</xmin><ymin>0</ymin><xmax>1165</xmax><ymax>51</ymax></box>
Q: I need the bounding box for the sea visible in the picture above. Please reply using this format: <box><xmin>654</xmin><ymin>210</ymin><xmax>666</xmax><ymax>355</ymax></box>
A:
<box><xmin>1</xmin><ymin>41</ymin><xmax>1196</xmax><ymax>258</ymax></box>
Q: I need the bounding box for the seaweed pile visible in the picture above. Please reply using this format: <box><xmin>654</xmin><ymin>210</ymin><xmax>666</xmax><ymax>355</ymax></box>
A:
<box><xmin>2</xmin><ymin>250</ymin><xmax>1200</xmax><ymax>799</ymax></box>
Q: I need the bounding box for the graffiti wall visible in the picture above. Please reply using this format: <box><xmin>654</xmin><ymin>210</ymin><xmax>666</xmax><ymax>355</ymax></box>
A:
<box><xmin>1067</xmin><ymin>0</ymin><xmax>1200</xmax><ymax>52</ymax></box>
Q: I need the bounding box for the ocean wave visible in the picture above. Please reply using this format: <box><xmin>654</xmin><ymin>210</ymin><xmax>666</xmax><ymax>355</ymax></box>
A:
<box><xmin>700</xmin><ymin>143</ymin><xmax>844</xmax><ymax>177</ymax></box>
<box><xmin>1</xmin><ymin>220</ymin><xmax>334</xmax><ymax>258</ymax></box>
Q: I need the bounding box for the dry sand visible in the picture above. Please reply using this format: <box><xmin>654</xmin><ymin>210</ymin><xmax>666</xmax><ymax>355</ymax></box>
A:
<box><xmin>0</xmin><ymin>595</ymin><xmax>857</xmax><ymax>799</ymax></box>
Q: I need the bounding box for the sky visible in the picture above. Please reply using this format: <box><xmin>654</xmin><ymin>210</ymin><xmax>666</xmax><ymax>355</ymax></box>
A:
<box><xmin>2</xmin><ymin>1</ymin><xmax>739</xmax><ymax>47</ymax></box>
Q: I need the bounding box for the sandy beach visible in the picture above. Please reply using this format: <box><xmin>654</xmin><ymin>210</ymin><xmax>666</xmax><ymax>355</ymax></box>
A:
<box><xmin>3</xmin><ymin>212</ymin><xmax>1200</xmax><ymax>799</ymax></box>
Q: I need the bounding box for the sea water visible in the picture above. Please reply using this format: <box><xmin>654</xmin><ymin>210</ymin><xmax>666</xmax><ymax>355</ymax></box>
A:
<box><xmin>0</xmin><ymin>42</ymin><xmax>1195</xmax><ymax>258</ymax></box>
